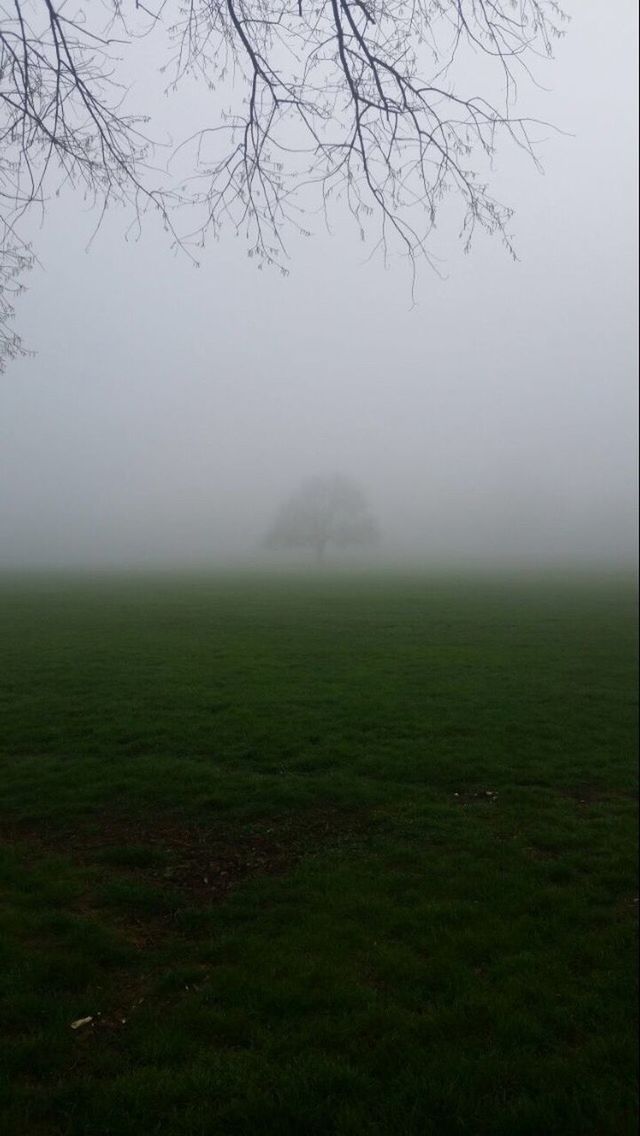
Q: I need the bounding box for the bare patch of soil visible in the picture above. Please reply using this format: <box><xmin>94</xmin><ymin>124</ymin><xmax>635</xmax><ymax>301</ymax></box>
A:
<box><xmin>554</xmin><ymin>785</ymin><xmax>638</xmax><ymax>808</ymax></box>
<box><xmin>1</xmin><ymin>807</ymin><xmax>372</xmax><ymax>906</ymax></box>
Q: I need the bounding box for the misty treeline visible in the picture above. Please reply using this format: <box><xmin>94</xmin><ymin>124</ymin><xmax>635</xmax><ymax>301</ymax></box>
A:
<box><xmin>265</xmin><ymin>475</ymin><xmax>378</xmax><ymax>563</ymax></box>
<box><xmin>0</xmin><ymin>1</ymin><xmax>568</xmax><ymax>368</ymax></box>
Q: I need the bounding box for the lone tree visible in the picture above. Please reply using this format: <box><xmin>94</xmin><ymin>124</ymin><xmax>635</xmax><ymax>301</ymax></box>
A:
<box><xmin>1</xmin><ymin>2</ymin><xmax>568</xmax><ymax>367</ymax></box>
<box><xmin>265</xmin><ymin>475</ymin><xmax>378</xmax><ymax>564</ymax></box>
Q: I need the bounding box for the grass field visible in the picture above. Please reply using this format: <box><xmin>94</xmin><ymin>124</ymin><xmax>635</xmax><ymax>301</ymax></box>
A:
<box><xmin>0</xmin><ymin>570</ymin><xmax>637</xmax><ymax>1135</ymax></box>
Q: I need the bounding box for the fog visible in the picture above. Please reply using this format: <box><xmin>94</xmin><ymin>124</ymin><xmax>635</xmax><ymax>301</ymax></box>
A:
<box><xmin>0</xmin><ymin>1</ymin><xmax>637</xmax><ymax>571</ymax></box>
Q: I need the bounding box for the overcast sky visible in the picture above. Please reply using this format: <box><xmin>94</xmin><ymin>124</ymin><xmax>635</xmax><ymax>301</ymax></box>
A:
<box><xmin>0</xmin><ymin>1</ymin><xmax>637</xmax><ymax>569</ymax></box>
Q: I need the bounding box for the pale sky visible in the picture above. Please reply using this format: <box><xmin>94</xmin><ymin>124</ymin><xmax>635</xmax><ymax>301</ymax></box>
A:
<box><xmin>1</xmin><ymin>1</ymin><xmax>637</xmax><ymax>568</ymax></box>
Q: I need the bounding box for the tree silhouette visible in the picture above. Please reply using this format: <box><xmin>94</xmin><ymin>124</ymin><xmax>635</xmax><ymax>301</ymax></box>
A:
<box><xmin>265</xmin><ymin>475</ymin><xmax>378</xmax><ymax>563</ymax></box>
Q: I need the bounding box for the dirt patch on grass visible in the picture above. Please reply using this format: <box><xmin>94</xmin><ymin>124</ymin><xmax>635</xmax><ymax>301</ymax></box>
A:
<box><xmin>1</xmin><ymin>807</ymin><xmax>372</xmax><ymax>908</ymax></box>
<box><xmin>554</xmin><ymin>786</ymin><xmax>638</xmax><ymax>807</ymax></box>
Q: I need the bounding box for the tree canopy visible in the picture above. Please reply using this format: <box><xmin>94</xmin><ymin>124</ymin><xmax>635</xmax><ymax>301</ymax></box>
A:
<box><xmin>265</xmin><ymin>474</ymin><xmax>378</xmax><ymax>562</ymax></box>
<box><xmin>1</xmin><ymin>1</ymin><xmax>567</xmax><ymax>366</ymax></box>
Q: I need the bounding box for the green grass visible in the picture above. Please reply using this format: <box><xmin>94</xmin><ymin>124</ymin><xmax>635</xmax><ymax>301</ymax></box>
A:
<box><xmin>0</xmin><ymin>570</ymin><xmax>637</xmax><ymax>1135</ymax></box>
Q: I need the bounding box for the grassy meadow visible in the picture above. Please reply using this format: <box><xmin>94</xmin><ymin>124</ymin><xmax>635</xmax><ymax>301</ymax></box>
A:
<box><xmin>0</xmin><ymin>570</ymin><xmax>637</xmax><ymax>1134</ymax></box>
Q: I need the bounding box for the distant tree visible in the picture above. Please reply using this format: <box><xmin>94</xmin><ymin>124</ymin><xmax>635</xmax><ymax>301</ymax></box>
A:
<box><xmin>0</xmin><ymin>1</ymin><xmax>568</xmax><ymax>369</ymax></box>
<box><xmin>265</xmin><ymin>475</ymin><xmax>378</xmax><ymax>564</ymax></box>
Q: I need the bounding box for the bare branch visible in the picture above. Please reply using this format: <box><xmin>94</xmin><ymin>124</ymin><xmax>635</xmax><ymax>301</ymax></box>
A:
<box><xmin>0</xmin><ymin>1</ymin><xmax>568</xmax><ymax>367</ymax></box>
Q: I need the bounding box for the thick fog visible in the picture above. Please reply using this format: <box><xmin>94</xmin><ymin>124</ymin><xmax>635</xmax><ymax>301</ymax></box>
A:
<box><xmin>0</xmin><ymin>1</ymin><xmax>637</xmax><ymax>570</ymax></box>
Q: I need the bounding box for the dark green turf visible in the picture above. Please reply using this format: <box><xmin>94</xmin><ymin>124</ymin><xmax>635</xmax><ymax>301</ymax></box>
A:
<box><xmin>0</xmin><ymin>571</ymin><xmax>637</xmax><ymax>1134</ymax></box>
